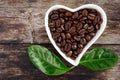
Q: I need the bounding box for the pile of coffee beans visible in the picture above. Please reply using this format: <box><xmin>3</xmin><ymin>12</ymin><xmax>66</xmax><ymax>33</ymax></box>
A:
<box><xmin>48</xmin><ymin>8</ymin><xmax>103</xmax><ymax>59</ymax></box>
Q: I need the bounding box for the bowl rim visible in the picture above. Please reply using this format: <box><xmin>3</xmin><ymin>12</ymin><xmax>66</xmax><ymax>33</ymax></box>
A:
<box><xmin>45</xmin><ymin>4</ymin><xmax>107</xmax><ymax>66</ymax></box>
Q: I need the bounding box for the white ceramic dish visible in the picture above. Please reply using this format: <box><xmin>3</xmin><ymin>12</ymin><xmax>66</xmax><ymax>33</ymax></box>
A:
<box><xmin>45</xmin><ymin>4</ymin><xmax>107</xmax><ymax>66</ymax></box>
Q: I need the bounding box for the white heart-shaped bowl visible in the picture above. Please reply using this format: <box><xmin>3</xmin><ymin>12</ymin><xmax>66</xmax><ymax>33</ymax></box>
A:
<box><xmin>45</xmin><ymin>4</ymin><xmax>107</xmax><ymax>66</ymax></box>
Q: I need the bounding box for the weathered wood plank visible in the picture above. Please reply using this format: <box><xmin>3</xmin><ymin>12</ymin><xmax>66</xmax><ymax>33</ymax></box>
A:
<box><xmin>0</xmin><ymin>44</ymin><xmax>120</xmax><ymax>80</ymax></box>
<box><xmin>0</xmin><ymin>18</ymin><xmax>33</xmax><ymax>43</ymax></box>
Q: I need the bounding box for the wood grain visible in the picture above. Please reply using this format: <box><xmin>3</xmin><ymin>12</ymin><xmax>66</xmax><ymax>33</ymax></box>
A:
<box><xmin>0</xmin><ymin>44</ymin><xmax>120</xmax><ymax>80</ymax></box>
<box><xmin>0</xmin><ymin>0</ymin><xmax>119</xmax><ymax>44</ymax></box>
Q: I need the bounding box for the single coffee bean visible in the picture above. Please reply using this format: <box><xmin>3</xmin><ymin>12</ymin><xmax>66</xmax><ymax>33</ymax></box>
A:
<box><xmin>65</xmin><ymin>11</ymin><xmax>73</xmax><ymax>17</ymax></box>
<box><xmin>59</xmin><ymin>8</ymin><xmax>66</xmax><ymax>13</ymax></box>
<box><xmin>71</xmin><ymin>55</ymin><xmax>77</xmax><ymax>60</ymax></box>
<box><xmin>56</xmin><ymin>27</ymin><xmax>62</xmax><ymax>33</ymax></box>
<box><xmin>64</xmin><ymin>43</ymin><xmax>71</xmax><ymax>52</ymax></box>
<box><xmin>66</xmin><ymin>33</ymin><xmax>71</xmax><ymax>39</ymax></box>
<box><xmin>72</xmin><ymin>12</ymin><xmax>78</xmax><ymax>19</ymax></box>
<box><xmin>66</xmin><ymin>39</ymin><xmax>71</xmax><ymax>43</ymax></box>
<box><xmin>53</xmin><ymin>10</ymin><xmax>58</xmax><ymax>14</ymax></box>
<box><xmin>78</xmin><ymin>14</ymin><xmax>83</xmax><ymax>19</ymax></box>
<box><xmin>56</xmin><ymin>19</ymin><xmax>61</xmax><ymax>27</ymax></box>
<box><xmin>94</xmin><ymin>16</ymin><xmax>101</xmax><ymax>23</ymax></box>
<box><xmin>58</xmin><ymin>37</ymin><xmax>62</xmax><ymax>42</ymax></box>
<box><xmin>51</xmin><ymin>14</ymin><xmax>59</xmax><ymax>20</ymax></box>
<box><xmin>56</xmin><ymin>43</ymin><xmax>61</xmax><ymax>47</ymax></box>
<box><xmin>80</xmin><ymin>17</ymin><xmax>87</xmax><ymax>21</ymax></box>
<box><xmin>80</xmin><ymin>34</ymin><xmax>85</xmax><ymax>37</ymax></box>
<box><xmin>77</xmin><ymin>48</ymin><xmax>82</xmax><ymax>54</ymax></box>
<box><xmin>79</xmin><ymin>29</ymin><xmax>86</xmax><ymax>34</ymax></box>
<box><xmin>73</xmin><ymin>20</ymin><xmax>78</xmax><ymax>24</ymax></box>
<box><xmin>83</xmin><ymin>23</ymin><xmax>88</xmax><ymax>29</ymax></box>
<box><xmin>69</xmin><ymin>27</ymin><xmax>76</xmax><ymax>34</ymax></box>
<box><xmin>61</xmin><ymin>33</ymin><xmax>65</xmax><ymax>39</ymax></box>
<box><xmin>85</xmin><ymin>35</ymin><xmax>91</xmax><ymax>41</ymax></box>
<box><xmin>78</xmin><ymin>44</ymin><xmax>83</xmax><ymax>48</ymax></box>
<box><xmin>60</xmin><ymin>13</ymin><xmax>64</xmax><ymax>17</ymax></box>
<box><xmin>88</xmin><ymin>13</ymin><xmax>95</xmax><ymax>20</ymax></box>
<box><xmin>95</xmin><ymin>24</ymin><xmax>100</xmax><ymax>30</ymax></box>
<box><xmin>65</xmin><ymin>21</ymin><xmax>71</xmax><ymax>31</ymax></box>
<box><xmin>61</xmin><ymin>25</ymin><xmax>65</xmax><ymax>30</ymax></box>
<box><xmin>76</xmin><ymin>23</ymin><xmax>83</xmax><ymax>30</ymax></box>
<box><xmin>60</xmin><ymin>18</ymin><xmax>65</xmax><ymax>25</ymax></box>
<box><xmin>50</xmin><ymin>27</ymin><xmax>56</xmax><ymax>32</ymax></box>
<box><xmin>89</xmin><ymin>32</ymin><xmax>95</xmax><ymax>37</ymax></box>
<box><xmin>52</xmin><ymin>33</ymin><xmax>60</xmax><ymax>39</ymax></box>
<box><xmin>73</xmin><ymin>51</ymin><xmax>78</xmax><ymax>55</ymax></box>
<box><xmin>74</xmin><ymin>36</ymin><xmax>81</xmax><ymax>41</ymax></box>
<box><xmin>49</xmin><ymin>22</ymin><xmax>55</xmax><ymax>27</ymax></box>
<box><xmin>72</xmin><ymin>43</ymin><xmax>77</xmax><ymax>50</ymax></box>
<box><xmin>82</xmin><ymin>9</ymin><xmax>88</xmax><ymax>16</ymax></box>
<box><xmin>61</xmin><ymin>40</ymin><xmax>66</xmax><ymax>46</ymax></box>
<box><xmin>66</xmin><ymin>51</ymin><xmax>73</xmax><ymax>57</ymax></box>
<box><xmin>80</xmin><ymin>38</ymin><xmax>87</xmax><ymax>45</ymax></box>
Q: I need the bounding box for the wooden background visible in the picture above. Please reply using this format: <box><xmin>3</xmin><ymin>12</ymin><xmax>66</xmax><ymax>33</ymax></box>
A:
<box><xmin>0</xmin><ymin>0</ymin><xmax>120</xmax><ymax>80</ymax></box>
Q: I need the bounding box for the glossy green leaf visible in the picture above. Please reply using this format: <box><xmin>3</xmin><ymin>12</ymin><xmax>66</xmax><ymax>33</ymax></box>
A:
<box><xmin>79</xmin><ymin>48</ymin><xmax>118</xmax><ymax>71</ymax></box>
<box><xmin>28</xmin><ymin>45</ymin><xmax>71</xmax><ymax>76</ymax></box>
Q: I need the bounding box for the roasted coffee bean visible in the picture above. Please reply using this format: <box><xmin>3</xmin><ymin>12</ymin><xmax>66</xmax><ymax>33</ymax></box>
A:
<box><xmin>80</xmin><ymin>17</ymin><xmax>87</xmax><ymax>21</ymax></box>
<box><xmin>80</xmin><ymin>38</ymin><xmax>87</xmax><ymax>45</ymax></box>
<box><xmin>78</xmin><ymin>44</ymin><xmax>83</xmax><ymax>48</ymax></box>
<box><xmin>79</xmin><ymin>29</ymin><xmax>86</xmax><ymax>34</ymax></box>
<box><xmin>82</xmin><ymin>9</ymin><xmax>88</xmax><ymax>16</ymax></box>
<box><xmin>76</xmin><ymin>23</ymin><xmax>83</xmax><ymax>30</ymax></box>
<box><xmin>78</xmin><ymin>14</ymin><xmax>83</xmax><ymax>19</ymax></box>
<box><xmin>95</xmin><ymin>24</ymin><xmax>100</xmax><ymax>30</ymax></box>
<box><xmin>66</xmin><ymin>51</ymin><xmax>72</xmax><ymax>57</ymax></box>
<box><xmin>56</xmin><ymin>27</ymin><xmax>62</xmax><ymax>33</ymax></box>
<box><xmin>73</xmin><ymin>51</ymin><xmax>78</xmax><ymax>55</ymax></box>
<box><xmin>73</xmin><ymin>20</ymin><xmax>78</xmax><ymax>24</ymax></box>
<box><xmin>60</xmin><ymin>13</ymin><xmax>64</xmax><ymax>17</ymax></box>
<box><xmin>77</xmin><ymin>48</ymin><xmax>82</xmax><ymax>54</ymax></box>
<box><xmin>65</xmin><ymin>11</ymin><xmax>73</xmax><ymax>16</ymax></box>
<box><xmin>72</xmin><ymin>42</ymin><xmax>77</xmax><ymax>50</ymax></box>
<box><xmin>56</xmin><ymin>19</ymin><xmax>61</xmax><ymax>27</ymax></box>
<box><xmin>60</xmin><ymin>18</ymin><xmax>65</xmax><ymax>25</ymax></box>
<box><xmin>58</xmin><ymin>37</ymin><xmax>62</xmax><ymax>42</ymax></box>
<box><xmin>74</xmin><ymin>36</ymin><xmax>81</xmax><ymax>41</ymax></box>
<box><xmin>64</xmin><ymin>43</ymin><xmax>71</xmax><ymax>52</ymax></box>
<box><xmin>83</xmin><ymin>23</ymin><xmax>88</xmax><ymax>29</ymax></box>
<box><xmin>65</xmin><ymin>21</ymin><xmax>71</xmax><ymax>31</ymax></box>
<box><xmin>88</xmin><ymin>13</ymin><xmax>95</xmax><ymax>20</ymax></box>
<box><xmin>66</xmin><ymin>33</ymin><xmax>71</xmax><ymax>39</ymax></box>
<box><xmin>69</xmin><ymin>27</ymin><xmax>76</xmax><ymax>33</ymax></box>
<box><xmin>94</xmin><ymin>16</ymin><xmax>101</xmax><ymax>23</ymax></box>
<box><xmin>51</xmin><ymin>14</ymin><xmax>59</xmax><ymax>20</ymax></box>
<box><xmin>85</xmin><ymin>35</ymin><xmax>91</xmax><ymax>41</ymax></box>
<box><xmin>53</xmin><ymin>10</ymin><xmax>58</xmax><ymax>14</ymax></box>
<box><xmin>57</xmin><ymin>43</ymin><xmax>61</xmax><ymax>47</ymax></box>
<box><xmin>59</xmin><ymin>8</ymin><xmax>66</xmax><ymax>13</ymax></box>
<box><xmin>89</xmin><ymin>32</ymin><xmax>95</xmax><ymax>37</ymax></box>
<box><xmin>61</xmin><ymin>33</ymin><xmax>65</xmax><ymax>39</ymax></box>
<box><xmin>72</xmin><ymin>12</ymin><xmax>78</xmax><ymax>19</ymax></box>
<box><xmin>61</xmin><ymin>25</ymin><xmax>65</xmax><ymax>30</ymax></box>
<box><xmin>61</xmin><ymin>40</ymin><xmax>66</xmax><ymax>46</ymax></box>
<box><xmin>49</xmin><ymin>8</ymin><xmax>103</xmax><ymax>60</ymax></box>
<box><xmin>52</xmin><ymin>33</ymin><xmax>60</xmax><ymax>39</ymax></box>
<box><xmin>50</xmin><ymin>27</ymin><xmax>56</xmax><ymax>32</ymax></box>
<box><xmin>66</xmin><ymin>39</ymin><xmax>71</xmax><ymax>43</ymax></box>
<box><xmin>49</xmin><ymin>22</ymin><xmax>55</xmax><ymax>27</ymax></box>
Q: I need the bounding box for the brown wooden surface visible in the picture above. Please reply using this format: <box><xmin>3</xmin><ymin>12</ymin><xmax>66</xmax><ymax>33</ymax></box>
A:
<box><xmin>0</xmin><ymin>0</ymin><xmax>120</xmax><ymax>80</ymax></box>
